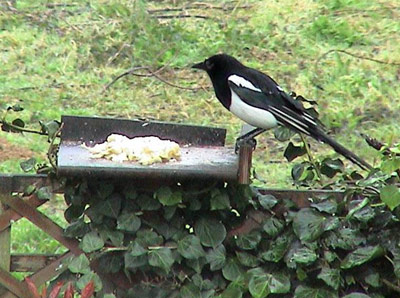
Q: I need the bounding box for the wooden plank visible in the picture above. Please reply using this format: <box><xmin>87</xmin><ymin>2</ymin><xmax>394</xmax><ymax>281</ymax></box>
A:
<box><xmin>29</xmin><ymin>252</ymin><xmax>73</xmax><ymax>287</ymax></box>
<box><xmin>10</xmin><ymin>254</ymin><xmax>60</xmax><ymax>272</ymax></box>
<box><xmin>0</xmin><ymin>195</ymin><xmax>45</xmax><ymax>232</ymax></box>
<box><xmin>0</xmin><ymin>194</ymin><xmax>82</xmax><ymax>255</ymax></box>
<box><xmin>0</xmin><ymin>174</ymin><xmax>63</xmax><ymax>193</ymax></box>
<box><xmin>0</xmin><ymin>182</ymin><xmax>11</xmax><ymax>296</ymax></box>
<box><xmin>0</xmin><ymin>268</ymin><xmax>29</xmax><ymax>298</ymax></box>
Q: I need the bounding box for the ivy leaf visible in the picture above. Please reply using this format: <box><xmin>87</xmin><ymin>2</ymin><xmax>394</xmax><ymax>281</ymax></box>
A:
<box><xmin>221</xmin><ymin>282</ymin><xmax>243</xmax><ymax>298</ymax></box>
<box><xmin>195</xmin><ymin>217</ymin><xmax>226</xmax><ymax>248</ymax></box>
<box><xmin>64</xmin><ymin>218</ymin><xmax>90</xmax><ymax>238</ymax></box>
<box><xmin>274</xmin><ymin>126</ymin><xmax>295</xmax><ymax>141</ymax></box>
<box><xmin>98</xmin><ymin>194</ymin><xmax>122</xmax><ymax>219</ymax></box>
<box><xmin>222</xmin><ymin>258</ymin><xmax>245</xmax><ymax>281</ymax></box>
<box><xmin>210</xmin><ymin>189</ymin><xmax>230</xmax><ymax>210</ymax></box>
<box><xmin>124</xmin><ymin>254</ymin><xmax>147</xmax><ymax>270</ymax></box>
<box><xmin>40</xmin><ymin>120</ymin><xmax>60</xmax><ymax>141</ymax></box>
<box><xmin>292</xmin><ymin>247</ymin><xmax>317</xmax><ymax>265</ymax></box>
<box><xmin>294</xmin><ymin>285</ymin><xmax>337</xmax><ymax>298</ymax></box>
<box><xmin>65</xmin><ymin>204</ymin><xmax>85</xmax><ymax>223</ymax></box>
<box><xmin>293</xmin><ymin>208</ymin><xmax>326</xmax><ymax>242</ymax></box>
<box><xmin>99</xmin><ymin>230</ymin><xmax>124</xmax><ymax>247</ymax></box>
<box><xmin>261</xmin><ymin>234</ymin><xmax>293</xmax><ymax>262</ymax></box>
<box><xmin>257</xmin><ymin>194</ymin><xmax>278</xmax><ymax>209</ymax></box>
<box><xmin>20</xmin><ymin>157</ymin><xmax>37</xmax><ymax>172</ymax></box>
<box><xmin>380</xmin><ymin>185</ymin><xmax>400</xmax><ymax>211</ymax></box>
<box><xmin>318</xmin><ymin>267</ymin><xmax>341</xmax><ymax>290</ymax></box>
<box><xmin>148</xmin><ymin>247</ymin><xmax>174</xmax><ymax>273</ymax></box>
<box><xmin>8</xmin><ymin>104</ymin><xmax>24</xmax><ymax>112</ymax></box>
<box><xmin>180</xmin><ymin>283</ymin><xmax>201</xmax><ymax>298</ymax></box>
<box><xmin>320</xmin><ymin>158</ymin><xmax>344</xmax><ymax>178</ymax></box>
<box><xmin>341</xmin><ymin>294</ymin><xmax>370</xmax><ymax>298</ymax></box>
<box><xmin>381</xmin><ymin>158</ymin><xmax>400</xmax><ymax>174</ymax></box>
<box><xmin>36</xmin><ymin>186</ymin><xmax>52</xmax><ymax>200</ymax></box>
<box><xmin>68</xmin><ymin>254</ymin><xmax>91</xmax><ymax>274</ymax></box>
<box><xmin>311</xmin><ymin>200</ymin><xmax>337</xmax><ymax>215</ymax></box>
<box><xmin>186</xmin><ymin>257</ymin><xmax>207</xmax><ymax>274</ymax></box>
<box><xmin>235</xmin><ymin>231</ymin><xmax>261</xmax><ymax>250</ymax></box>
<box><xmin>249</xmin><ymin>272</ymin><xmax>290</xmax><ymax>298</ymax></box>
<box><xmin>178</xmin><ymin>235</ymin><xmax>206</xmax><ymax>259</ymax></box>
<box><xmin>136</xmin><ymin>229</ymin><xmax>163</xmax><ymax>247</ymax></box>
<box><xmin>129</xmin><ymin>242</ymin><xmax>147</xmax><ymax>257</ymax></box>
<box><xmin>154</xmin><ymin>186</ymin><xmax>182</xmax><ymax>206</ymax></box>
<box><xmin>324</xmin><ymin>228</ymin><xmax>365</xmax><ymax>250</ymax></box>
<box><xmin>364</xmin><ymin>272</ymin><xmax>381</xmax><ymax>288</ymax></box>
<box><xmin>206</xmin><ymin>244</ymin><xmax>226</xmax><ymax>271</ymax></box>
<box><xmin>76</xmin><ymin>271</ymin><xmax>102</xmax><ymax>292</ymax></box>
<box><xmin>117</xmin><ymin>213</ymin><xmax>141</xmax><ymax>233</ymax></box>
<box><xmin>136</xmin><ymin>194</ymin><xmax>161</xmax><ymax>210</ymax></box>
<box><xmin>12</xmin><ymin>118</ymin><xmax>25</xmax><ymax>129</ymax></box>
<box><xmin>236</xmin><ymin>251</ymin><xmax>260</xmax><ymax>267</ymax></box>
<box><xmin>284</xmin><ymin>142</ymin><xmax>307</xmax><ymax>162</ymax></box>
<box><xmin>263</xmin><ymin>217</ymin><xmax>284</xmax><ymax>238</ymax></box>
<box><xmin>341</xmin><ymin>245</ymin><xmax>384</xmax><ymax>269</ymax></box>
<box><xmin>80</xmin><ymin>231</ymin><xmax>105</xmax><ymax>253</ymax></box>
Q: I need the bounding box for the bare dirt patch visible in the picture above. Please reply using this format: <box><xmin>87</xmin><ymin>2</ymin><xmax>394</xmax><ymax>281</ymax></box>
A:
<box><xmin>0</xmin><ymin>137</ymin><xmax>34</xmax><ymax>161</ymax></box>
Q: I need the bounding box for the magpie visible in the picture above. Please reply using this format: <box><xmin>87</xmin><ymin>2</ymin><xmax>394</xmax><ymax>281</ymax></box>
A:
<box><xmin>192</xmin><ymin>54</ymin><xmax>372</xmax><ymax>170</ymax></box>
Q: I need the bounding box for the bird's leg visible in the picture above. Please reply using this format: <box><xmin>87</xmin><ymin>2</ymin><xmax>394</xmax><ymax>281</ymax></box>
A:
<box><xmin>235</xmin><ymin>128</ymin><xmax>266</xmax><ymax>153</ymax></box>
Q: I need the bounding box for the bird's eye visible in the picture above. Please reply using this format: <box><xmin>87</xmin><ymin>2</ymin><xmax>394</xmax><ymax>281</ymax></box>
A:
<box><xmin>205</xmin><ymin>60</ymin><xmax>214</xmax><ymax>70</ymax></box>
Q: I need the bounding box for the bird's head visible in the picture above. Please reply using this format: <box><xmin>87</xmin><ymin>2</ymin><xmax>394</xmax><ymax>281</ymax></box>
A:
<box><xmin>192</xmin><ymin>54</ymin><xmax>242</xmax><ymax>77</ymax></box>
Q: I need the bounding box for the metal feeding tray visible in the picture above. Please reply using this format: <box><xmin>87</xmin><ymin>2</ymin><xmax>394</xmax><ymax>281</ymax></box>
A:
<box><xmin>57</xmin><ymin>115</ymin><xmax>240</xmax><ymax>181</ymax></box>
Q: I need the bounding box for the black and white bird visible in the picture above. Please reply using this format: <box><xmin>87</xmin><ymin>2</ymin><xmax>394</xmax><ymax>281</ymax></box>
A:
<box><xmin>192</xmin><ymin>53</ymin><xmax>372</xmax><ymax>170</ymax></box>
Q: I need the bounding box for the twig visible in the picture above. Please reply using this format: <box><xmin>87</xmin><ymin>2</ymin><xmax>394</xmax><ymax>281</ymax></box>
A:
<box><xmin>47</xmin><ymin>122</ymin><xmax>64</xmax><ymax>170</ymax></box>
<box><xmin>0</xmin><ymin>120</ymin><xmax>48</xmax><ymax>136</ymax></box>
<box><xmin>382</xmin><ymin>278</ymin><xmax>400</xmax><ymax>294</ymax></box>
<box><xmin>315</xmin><ymin>49</ymin><xmax>400</xmax><ymax>72</ymax></box>
<box><xmin>103</xmin><ymin>66</ymin><xmax>200</xmax><ymax>92</ymax></box>
<box><xmin>147</xmin><ymin>4</ymin><xmax>251</xmax><ymax>13</ymax></box>
<box><xmin>300</xmin><ymin>134</ymin><xmax>324</xmax><ymax>183</ymax></box>
<box><xmin>154</xmin><ymin>15</ymin><xmax>210</xmax><ymax>20</ymax></box>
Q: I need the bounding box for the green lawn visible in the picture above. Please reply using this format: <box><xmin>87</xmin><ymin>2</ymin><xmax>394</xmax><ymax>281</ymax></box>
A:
<box><xmin>1</xmin><ymin>0</ymin><xmax>399</xmax><ymax>255</ymax></box>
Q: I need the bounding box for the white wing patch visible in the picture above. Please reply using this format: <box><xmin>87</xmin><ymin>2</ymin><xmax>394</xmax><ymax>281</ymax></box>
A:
<box><xmin>229</xmin><ymin>90</ymin><xmax>278</xmax><ymax>129</ymax></box>
<box><xmin>228</xmin><ymin>75</ymin><xmax>262</xmax><ymax>92</ymax></box>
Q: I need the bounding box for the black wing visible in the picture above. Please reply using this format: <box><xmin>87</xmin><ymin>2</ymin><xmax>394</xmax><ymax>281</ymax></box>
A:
<box><xmin>227</xmin><ymin>69</ymin><xmax>318</xmax><ymax>136</ymax></box>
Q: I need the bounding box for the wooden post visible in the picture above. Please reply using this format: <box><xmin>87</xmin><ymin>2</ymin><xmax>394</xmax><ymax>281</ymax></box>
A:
<box><xmin>238</xmin><ymin>144</ymin><xmax>253</xmax><ymax>184</ymax></box>
<box><xmin>0</xmin><ymin>182</ymin><xmax>11</xmax><ymax>295</ymax></box>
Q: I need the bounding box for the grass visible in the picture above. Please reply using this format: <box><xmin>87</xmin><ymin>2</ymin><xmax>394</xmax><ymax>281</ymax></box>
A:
<box><xmin>0</xmin><ymin>0</ymin><xmax>399</xmax><ymax>254</ymax></box>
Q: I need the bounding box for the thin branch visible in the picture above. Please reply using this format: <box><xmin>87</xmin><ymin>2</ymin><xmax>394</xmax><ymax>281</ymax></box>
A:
<box><xmin>154</xmin><ymin>14</ymin><xmax>210</xmax><ymax>20</ymax></box>
<box><xmin>103</xmin><ymin>66</ymin><xmax>201</xmax><ymax>92</ymax></box>
<box><xmin>300</xmin><ymin>134</ymin><xmax>324</xmax><ymax>183</ymax></box>
<box><xmin>315</xmin><ymin>49</ymin><xmax>400</xmax><ymax>72</ymax></box>
<box><xmin>382</xmin><ymin>278</ymin><xmax>400</xmax><ymax>294</ymax></box>
<box><xmin>0</xmin><ymin>120</ymin><xmax>48</xmax><ymax>136</ymax></box>
<box><xmin>47</xmin><ymin>122</ymin><xmax>64</xmax><ymax>170</ymax></box>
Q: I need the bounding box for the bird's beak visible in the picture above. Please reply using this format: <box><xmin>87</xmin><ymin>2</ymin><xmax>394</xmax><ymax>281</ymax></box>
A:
<box><xmin>192</xmin><ymin>61</ymin><xmax>206</xmax><ymax>70</ymax></box>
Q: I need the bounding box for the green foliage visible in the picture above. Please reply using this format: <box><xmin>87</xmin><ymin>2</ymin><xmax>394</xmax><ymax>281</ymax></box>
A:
<box><xmin>55</xmin><ymin>165</ymin><xmax>400</xmax><ymax>296</ymax></box>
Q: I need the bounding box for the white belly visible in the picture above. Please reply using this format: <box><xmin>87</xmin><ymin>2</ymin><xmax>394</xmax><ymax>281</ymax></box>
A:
<box><xmin>230</xmin><ymin>90</ymin><xmax>278</xmax><ymax>129</ymax></box>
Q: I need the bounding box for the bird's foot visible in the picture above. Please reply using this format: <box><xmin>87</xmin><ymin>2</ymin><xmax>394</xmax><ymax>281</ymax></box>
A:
<box><xmin>235</xmin><ymin>137</ymin><xmax>257</xmax><ymax>153</ymax></box>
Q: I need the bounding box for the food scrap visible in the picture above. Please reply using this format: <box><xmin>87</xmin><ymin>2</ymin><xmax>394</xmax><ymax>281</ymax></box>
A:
<box><xmin>84</xmin><ymin>134</ymin><xmax>181</xmax><ymax>165</ymax></box>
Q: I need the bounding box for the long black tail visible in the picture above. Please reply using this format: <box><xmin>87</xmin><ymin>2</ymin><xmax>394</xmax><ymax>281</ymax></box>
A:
<box><xmin>313</xmin><ymin>129</ymin><xmax>372</xmax><ymax>171</ymax></box>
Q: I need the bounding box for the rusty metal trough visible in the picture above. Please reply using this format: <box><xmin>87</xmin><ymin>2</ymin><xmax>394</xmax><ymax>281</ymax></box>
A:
<box><xmin>58</xmin><ymin>115</ymin><xmax>241</xmax><ymax>181</ymax></box>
